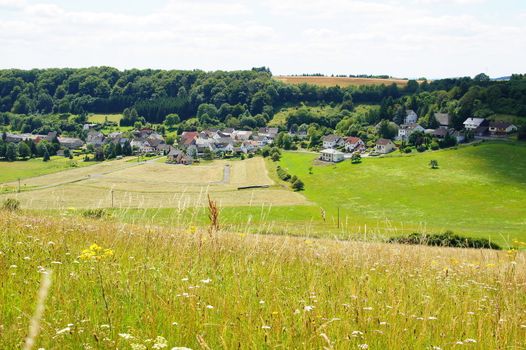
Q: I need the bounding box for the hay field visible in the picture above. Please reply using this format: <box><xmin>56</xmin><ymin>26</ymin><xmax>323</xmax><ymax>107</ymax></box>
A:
<box><xmin>87</xmin><ymin>114</ymin><xmax>123</xmax><ymax>124</ymax></box>
<box><xmin>275</xmin><ymin>76</ymin><xmax>410</xmax><ymax>87</ymax></box>
<box><xmin>1</xmin><ymin>157</ymin><xmax>309</xmax><ymax>209</ymax></box>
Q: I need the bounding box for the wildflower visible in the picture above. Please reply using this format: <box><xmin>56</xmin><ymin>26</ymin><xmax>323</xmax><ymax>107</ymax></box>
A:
<box><xmin>363</xmin><ymin>307</ymin><xmax>373</xmax><ymax>311</ymax></box>
<box><xmin>201</xmin><ymin>278</ymin><xmax>212</xmax><ymax>284</ymax></box>
<box><xmin>188</xmin><ymin>226</ymin><xmax>197</xmax><ymax>234</ymax></box>
<box><xmin>455</xmin><ymin>341</ymin><xmax>464</xmax><ymax>345</ymax></box>
<box><xmin>100</xmin><ymin>324</ymin><xmax>110</xmax><ymax>329</ymax></box>
<box><xmin>79</xmin><ymin>244</ymin><xmax>114</xmax><ymax>261</ymax></box>
<box><xmin>304</xmin><ymin>305</ymin><xmax>314</xmax><ymax>312</ymax></box>
<box><xmin>153</xmin><ymin>336</ymin><xmax>168</xmax><ymax>349</ymax></box>
<box><xmin>431</xmin><ymin>347</ymin><xmax>442</xmax><ymax>350</ymax></box>
<box><xmin>262</xmin><ymin>325</ymin><xmax>271</xmax><ymax>329</ymax></box>
<box><xmin>259</xmin><ymin>300</ymin><xmax>265</xmax><ymax>305</ymax></box>
<box><xmin>206</xmin><ymin>305</ymin><xmax>214</xmax><ymax>309</ymax></box>
<box><xmin>118</xmin><ymin>333</ymin><xmax>134</xmax><ymax>340</ymax></box>
<box><xmin>351</xmin><ymin>330</ymin><xmax>364</xmax><ymax>337</ymax></box>
<box><xmin>520</xmin><ymin>324</ymin><xmax>526</xmax><ymax>328</ymax></box>
<box><xmin>428</xmin><ymin>316</ymin><xmax>438</xmax><ymax>320</ymax></box>
<box><xmin>131</xmin><ymin>344</ymin><xmax>147</xmax><ymax>350</ymax></box>
<box><xmin>467</xmin><ymin>311</ymin><xmax>475</xmax><ymax>315</ymax></box>
<box><xmin>171</xmin><ymin>348</ymin><xmax>192</xmax><ymax>350</ymax></box>
<box><xmin>181</xmin><ymin>277</ymin><xmax>189</xmax><ymax>282</ymax></box>
<box><xmin>172</xmin><ymin>322</ymin><xmax>178</xmax><ymax>326</ymax></box>
<box><xmin>464</xmin><ymin>339</ymin><xmax>477</xmax><ymax>343</ymax></box>
<box><xmin>358</xmin><ymin>344</ymin><xmax>369</xmax><ymax>349</ymax></box>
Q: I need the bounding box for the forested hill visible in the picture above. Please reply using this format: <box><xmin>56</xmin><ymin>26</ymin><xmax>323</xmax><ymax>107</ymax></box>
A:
<box><xmin>0</xmin><ymin>67</ymin><xmax>525</xmax><ymax>129</ymax></box>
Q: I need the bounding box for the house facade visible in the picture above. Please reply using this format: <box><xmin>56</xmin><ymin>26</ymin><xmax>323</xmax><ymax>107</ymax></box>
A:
<box><xmin>375</xmin><ymin>139</ymin><xmax>396</xmax><ymax>154</ymax></box>
<box><xmin>404</xmin><ymin>110</ymin><xmax>418</xmax><ymax>124</ymax></box>
<box><xmin>320</xmin><ymin>149</ymin><xmax>344</xmax><ymax>163</ymax></box>
<box><xmin>463</xmin><ymin>118</ymin><xmax>486</xmax><ymax>130</ymax></box>
<box><xmin>322</xmin><ymin>134</ymin><xmax>343</xmax><ymax>149</ymax></box>
<box><xmin>397</xmin><ymin>123</ymin><xmax>425</xmax><ymax>141</ymax></box>
<box><xmin>489</xmin><ymin>121</ymin><xmax>517</xmax><ymax>135</ymax></box>
<box><xmin>344</xmin><ymin>137</ymin><xmax>366</xmax><ymax>153</ymax></box>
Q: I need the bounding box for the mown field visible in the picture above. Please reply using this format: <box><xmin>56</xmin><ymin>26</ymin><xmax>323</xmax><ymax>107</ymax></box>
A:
<box><xmin>1</xmin><ymin>211</ymin><xmax>525</xmax><ymax>349</ymax></box>
<box><xmin>87</xmin><ymin>114</ymin><xmax>123</xmax><ymax>124</ymax></box>
<box><xmin>0</xmin><ymin>157</ymin><xmax>309</xmax><ymax>209</ymax></box>
<box><xmin>275</xmin><ymin>76</ymin><xmax>410</xmax><ymax>87</ymax></box>
<box><xmin>275</xmin><ymin>141</ymin><xmax>526</xmax><ymax>243</ymax></box>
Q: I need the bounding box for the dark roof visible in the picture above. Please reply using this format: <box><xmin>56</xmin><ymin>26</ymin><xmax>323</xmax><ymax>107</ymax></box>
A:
<box><xmin>433</xmin><ymin>128</ymin><xmax>448</xmax><ymax>137</ymax></box>
<box><xmin>322</xmin><ymin>134</ymin><xmax>341</xmax><ymax>142</ymax></box>
<box><xmin>376</xmin><ymin>138</ymin><xmax>393</xmax><ymax>145</ymax></box>
<box><xmin>489</xmin><ymin>121</ymin><xmax>513</xmax><ymax>129</ymax></box>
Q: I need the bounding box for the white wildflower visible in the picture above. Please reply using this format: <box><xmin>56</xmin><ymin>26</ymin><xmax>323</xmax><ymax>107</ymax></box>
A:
<box><xmin>262</xmin><ymin>325</ymin><xmax>271</xmax><ymax>329</ymax></box>
<box><xmin>118</xmin><ymin>333</ymin><xmax>134</xmax><ymax>340</ymax></box>
<box><xmin>358</xmin><ymin>344</ymin><xmax>369</xmax><ymax>349</ymax></box>
<box><xmin>153</xmin><ymin>336</ymin><xmax>168</xmax><ymax>349</ymax></box>
<box><xmin>428</xmin><ymin>316</ymin><xmax>438</xmax><ymax>320</ymax></box>
<box><xmin>181</xmin><ymin>277</ymin><xmax>189</xmax><ymax>281</ymax></box>
<box><xmin>171</xmin><ymin>347</ymin><xmax>192</xmax><ymax>350</ymax></box>
<box><xmin>131</xmin><ymin>344</ymin><xmax>147</xmax><ymax>350</ymax></box>
<box><xmin>363</xmin><ymin>307</ymin><xmax>373</xmax><ymax>311</ymax></box>
<box><xmin>100</xmin><ymin>324</ymin><xmax>110</xmax><ymax>329</ymax></box>
<box><xmin>206</xmin><ymin>305</ymin><xmax>214</xmax><ymax>309</ymax></box>
<box><xmin>351</xmin><ymin>330</ymin><xmax>364</xmax><ymax>337</ymax></box>
<box><xmin>464</xmin><ymin>339</ymin><xmax>477</xmax><ymax>343</ymax></box>
<box><xmin>200</xmin><ymin>278</ymin><xmax>212</xmax><ymax>284</ymax></box>
<box><xmin>259</xmin><ymin>300</ymin><xmax>265</xmax><ymax>305</ymax></box>
<box><xmin>304</xmin><ymin>305</ymin><xmax>314</xmax><ymax>312</ymax></box>
<box><xmin>172</xmin><ymin>322</ymin><xmax>178</xmax><ymax>326</ymax></box>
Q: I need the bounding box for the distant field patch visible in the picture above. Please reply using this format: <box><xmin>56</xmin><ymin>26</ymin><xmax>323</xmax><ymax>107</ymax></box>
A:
<box><xmin>87</xmin><ymin>114</ymin><xmax>123</xmax><ymax>123</ymax></box>
<box><xmin>275</xmin><ymin>76</ymin><xmax>410</xmax><ymax>87</ymax></box>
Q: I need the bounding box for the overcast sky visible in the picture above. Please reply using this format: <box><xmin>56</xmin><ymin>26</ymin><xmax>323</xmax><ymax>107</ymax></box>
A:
<box><xmin>1</xmin><ymin>0</ymin><xmax>525</xmax><ymax>78</ymax></box>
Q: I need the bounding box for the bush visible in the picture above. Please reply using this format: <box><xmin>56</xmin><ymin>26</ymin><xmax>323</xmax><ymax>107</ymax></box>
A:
<box><xmin>416</xmin><ymin>145</ymin><xmax>427</xmax><ymax>152</ymax></box>
<box><xmin>430</xmin><ymin>142</ymin><xmax>440</xmax><ymax>150</ymax></box>
<box><xmin>2</xmin><ymin>198</ymin><xmax>20</xmax><ymax>211</ymax></box>
<box><xmin>82</xmin><ymin>209</ymin><xmax>108</xmax><ymax>219</ymax></box>
<box><xmin>276</xmin><ymin>166</ymin><xmax>291</xmax><ymax>181</ymax></box>
<box><xmin>292</xmin><ymin>178</ymin><xmax>305</xmax><ymax>191</ymax></box>
<box><xmin>403</xmin><ymin>147</ymin><xmax>412</xmax><ymax>154</ymax></box>
<box><xmin>388</xmin><ymin>231</ymin><xmax>501</xmax><ymax>250</ymax></box>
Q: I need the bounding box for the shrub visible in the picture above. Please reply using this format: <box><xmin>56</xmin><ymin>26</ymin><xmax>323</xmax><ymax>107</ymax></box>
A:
<box><xmin>82</xmin><ymin>209</ymin><xmax>108</xmax><ymax>219</ymax></box>
<box><xmin>388</xmin><ymin>231</ymin><xmax>501</xmax><ymax>250</ymax></box>
<box><xmin>403</xmin><ymin>148</ymin><xmax>412</xmax><ymax>154</ymax></box>
<box><xmin>430</xmin><ymin>142</ymin><xmax>440</xmax><ymax>150</ymax></box>
<box><xmin>292</xmin><ymin>178</ymin><xmax>305</xmax><ymax>191</ymax></box>
<box><xmin>416</xmin><ymin>145</ymin><xmax>427</xmax><ymax>152</ymax></box>
<box><xmin>276</xmin><ymin>166</ymin><xmax>291</xmax><ymax>181</ymax></box>
<box><xmin>2</xmin><ymin>198</ymin><xmax>20</xmax><ymax>211</ymax></box>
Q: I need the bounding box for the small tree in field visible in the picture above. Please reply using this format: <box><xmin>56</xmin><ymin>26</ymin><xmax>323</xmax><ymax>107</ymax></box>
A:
<box><xmin>43</xmin><ymin>149</ymin><xmax>50</xmax><ymax>162</ymax></box>
<box><xmin>351</xmin><ymin>153</ymin><xmax>362</xmax><ymax>164</ymax></box>
<box><xmin>429</xmin><ymin>160</ymin><xmax>439</xmax><ymax>169</ymax></box>
<box><xmin>292</xmin><ymin>178</ymin><xmax>304</xmax><ymax>191</ymax></box>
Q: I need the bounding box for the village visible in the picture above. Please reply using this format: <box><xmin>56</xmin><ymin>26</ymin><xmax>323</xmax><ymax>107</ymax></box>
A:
<box><xmin>2</xmin><ymin>110</ymin><xmax>518</xmax><ymax>165</ymax></box>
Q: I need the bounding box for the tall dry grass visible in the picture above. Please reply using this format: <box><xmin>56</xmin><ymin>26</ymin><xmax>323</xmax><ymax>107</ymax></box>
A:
<box><xmin>1</xmin><ymin>210</ymin><xmax>525</xmax><ymax>349</ymax></box>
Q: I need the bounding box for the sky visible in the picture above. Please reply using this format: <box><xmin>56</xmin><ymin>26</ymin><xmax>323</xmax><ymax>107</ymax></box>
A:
<box><xmin>0</xmin><ymin>0</ymin><xmax>525</xmax><ymax>78</ymax></box>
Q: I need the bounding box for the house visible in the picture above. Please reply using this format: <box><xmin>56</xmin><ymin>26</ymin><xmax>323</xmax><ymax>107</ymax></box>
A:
<box><xmin>473</xmin><ymin>126</ymin><xmax>489</xmax><ymax>137</ymax></box>
<box><xmin>463</xmin><ymin>118</ymin><xmax>486</xmax><ymax>130</ymax></box>
<box><xmin>404</xmin><ymin>110</ymin><xmax>418</xmax><ymax>124</ymax></box>
<box><xmin>180</xmin><ymin>131</ymin><xmax>199</xmax><ymax>148</ymax></box>
<box><xmin>375</xmin><ymin>139</ymin><xmax>396</xmax><ymax>154</ymax></box>
<box><xmin>58</xmin><ymin>137</ymin><xmax>84</xmax><ymax>149</ymax></box>
<box><xmin>320</xmin><ymin>149</ymin><xmax>344</xmax><ymax>163</ymax></box>
<box><xmin>322</xmin><ymin>134</ymin><xmax>343</xmax><ymax>149</ymax></box>
<box><xmin>397</xmin><ymin>123</ymin><xmax>425</xmax><ymax>141</ymax></box>
<box><xmin>451</xmin><ymin>130</ymin><xmax>465</xmax><ymax>143</ymax></box>
<box><xmin>167</xmin><ymin>148</ymin><xmax>193</xmax><ymax>165</ymax></box>
<box><xmin>489</xmin><ymin>121</ymin><xmax>517</xmax><ymax>135</ymax></box>
<box><xmin>433</xmin><ymin>128</ymin><xmax>448</xmax><ymax>139</ymax></box>
<box><xmin>434</xmin><ymin>113</ymin><xmax>452</xmax><ymax>128</ymax></box>
<box><xmin>251</xmin><ymin>134</ymin><xmax>271</xmax><ymax>147</ymax></box>
<box><xmin>214</xmin><ymin>137</ymin><xmax>235</xmax><ymax>153</ymax></box>
<box><xmin>344</xmin><ymin>137</ymin><xmax>366</xmax><ymax>153</ymax></box>
<box><xmin>289</xmin><ymin>130</ymin><xmax>308</xmax><ymax>139</ymax></box>
<box><xmin>233</xmin><ymin>130</ymin><xmax>252</xmax><ymax>141</ymax></box>
<box><xmin>86</xmin><ymin>130</ymin><xmax>105</xmax><ymax>147</ymax></box>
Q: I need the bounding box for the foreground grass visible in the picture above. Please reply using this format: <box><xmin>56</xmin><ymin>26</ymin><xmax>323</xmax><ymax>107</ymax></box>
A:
<box><xmin>277</xmin><ymin>142</ymin><xmax>526</xmax><ymax>242</ymax></box>
<box><xmin>1</xmin><ymin>211</ymin><xmax>525</xmax><ymax>349</ymax></box>
<box><xmin>0</xmin><ymin>156</ymin><xmax>93</xmax><ymax>184</ymax></box>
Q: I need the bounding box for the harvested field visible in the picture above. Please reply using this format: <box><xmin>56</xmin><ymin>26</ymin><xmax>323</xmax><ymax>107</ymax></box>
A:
<box><xmin>275</xmin><ymin>75</ymin><xmax>411</xmax><ymax>87</ymax></box>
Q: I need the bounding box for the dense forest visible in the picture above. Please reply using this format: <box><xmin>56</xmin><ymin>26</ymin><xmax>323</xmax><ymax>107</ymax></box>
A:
<box><xmin>0</xmin><ymin>67</ymin><xmax>525</xmax><ymax>136</ymax></box>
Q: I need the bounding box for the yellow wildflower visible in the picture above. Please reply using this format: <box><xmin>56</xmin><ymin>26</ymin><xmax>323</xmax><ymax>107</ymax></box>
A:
<box><xmin>79</xmin><ymin>244</ymin><xmax>113</xmax><ymax>261</ymax></box>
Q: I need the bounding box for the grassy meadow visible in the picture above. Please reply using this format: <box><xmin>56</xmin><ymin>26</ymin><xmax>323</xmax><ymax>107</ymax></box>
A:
<box><xmin>275</xmin><ymin>141</ymin><xmax>526</xmax><ymax>243</ymax></box>
<box><xmin>1</xmin><ymin>210</ymin><xmax>525</xmax><ymax>349</ymax></box>
<box><xmin>87</xmin><ymin>114</ymin><xmax>124</xmax><ymax>124</ymax></box>
<box><xmin>0</xmin><ymin>156</ymin><xmax>93</xmax><ymax>185</ymax></box>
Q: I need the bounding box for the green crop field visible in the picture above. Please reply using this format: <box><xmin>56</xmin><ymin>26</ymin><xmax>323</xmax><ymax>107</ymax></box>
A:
<box><xmin>0</xmin><ymin>156</ymin><xmax>94</xmax><ymax>185</ymax></box>
<box><xmin>274</xmin><ymin>141</ymin><xmax>526</xmax><ymax>243</ymax></box>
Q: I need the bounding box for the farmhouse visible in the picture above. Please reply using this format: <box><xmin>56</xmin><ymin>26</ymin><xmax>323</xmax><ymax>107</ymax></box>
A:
<box><xmin>434</xmin><ymin>113</ymin><xmax>452</xmax><ymax>128</ymax></box>
<box><xmin>463</xmin><ymin>118</ymin><xmax>486</xmax><ymax>130</ymax></box>
<box><xmin>489</xmin><ymin>121</ymin><xmax>517</xmax><ymax>135</ymax></box>
<box><xmin>375</xmin><ymin>138</ymin><xmax>396</xmax><ymax>154</ymax></box>
<box><xmin>167</xmin><ymin>148</ymin><xmax>193</xmax><ymax>165</ymax></box>
<box><xmin>404</xmin><ymin>110</ymin><xmax>418</xmax><ymax>124</ymax></box>
<box><xmin>322</xmin><ymin>134</ymin><xmax>343</xmax><ymax>149</ymax></box>
<box><xmin>320</xmin><ymin>148</ymin><xmax>344</xmax><ymax>163</ymax></box>
<box><xmin>58</xmin><ymin>137</ymin><xmax>84</xmax><ymax>149</ymax></box>
<box><xmin>397</xmin><ymin>123</ymin><xmax>425</xmax><ymax>141</ymax></box>
<box><xmin>344</xmin><ymin>137</ymin><xmax>365</xmax><ymax>153</ymax></box>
